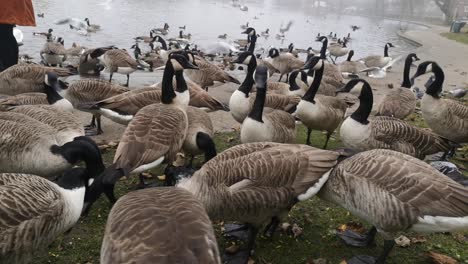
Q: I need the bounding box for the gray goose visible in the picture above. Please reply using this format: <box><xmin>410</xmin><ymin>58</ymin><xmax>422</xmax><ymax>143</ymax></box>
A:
<box><xmin>95</xmin><ymin>53</ymin><xmax>198</xmax><ymax>205</ymax></box>
<box><xmin>0</xmin><ymin>64</ymin><xmax>75</xmax><ymax>95</ymax></box>
<box><xmin>0</xmin><ymin>170</ymin><xmax>102</xmax><ymax>263</ymax></box>
<box><xmin>60</xmin><ymin>78</ymin><xmax>130</xmax><ymax>135</ymax></box>
<box><xmin>338</xmin><ymin>79</ymin><xmax>451</xmax><ymax>159</ymax></box>
<box><xmin>412</xmin><ymin>61</ymin><xmax>468</xmax><ymax>144</ymax></box>
<box><xmin>240</xmin><ymin>65</ymin><xmax>296</xmax><ymax>144</ymax></box>
<box><xmin>100</xmin><ymin>187</ymin><xmax>220</xmax><ymax>264</ymax></box>
<box><xmin>169</xmin><ymin>142</ymin><xmax>340</xmax><ymax>263</ymax></box>
<box><xmin>294</xmin><ymin>57</ymin><xmax>348</xmax><ymax>148</ymax></box>
<box><xmin>185</xmin><ymin>55</ymin><xmax>240</xmax><ymax>91</ymax></box>
<box><xmin>40</xmin><ymin>37</ymin><xmax>67</xmax><ymax>66</ymax></box>
<box><xmin>183</xmin><ymin>106</ymin><xmax>217</xmax><ymax>166</ymax></box>
<box><xmin>229</xmin><ymin>52</ymin><xmax>301</xmax><ymax>124</ymax></box>
<box><xmin>0</xmin><ymin>72</ymin><xmax>73</xmax><ymax>112</ymax></box>
<box><xmin>375</xmin><ymin>53</ymin><xmax>419</xmax><ymax>119</ymax></box>
<box><xmin>99</xmin><ymin>49</ymin><xmax>139</xmax><ymax>86</ymax></box>
<box><xmin>318</xmin><ymin>149</ymin><xmax>468</xmax><ymax>263</ymax></box>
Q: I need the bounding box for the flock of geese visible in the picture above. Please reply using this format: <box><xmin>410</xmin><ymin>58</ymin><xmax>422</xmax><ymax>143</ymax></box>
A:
<box><xmin>0</xmin><ymin>17</ymin><xmax>467</xmax><ymax>264</ymax></box>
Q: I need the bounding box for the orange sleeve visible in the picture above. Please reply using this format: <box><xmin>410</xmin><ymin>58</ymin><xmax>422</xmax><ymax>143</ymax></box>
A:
<box><xmin>0</xmin><ymin>0</ymin><xmax>36</xmax><ymax>26</ymax></box>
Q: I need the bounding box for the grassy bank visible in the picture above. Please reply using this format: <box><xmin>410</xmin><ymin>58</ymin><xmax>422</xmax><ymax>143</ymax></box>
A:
<box><xmin>33</xmin><ymin>116</ymin><xmax>468</xmax><ymax>264</ymax></box>
<box><xmin>441</xmin><ymin>32</ymin><xmax>468</xmax><ymax>45</ymax></box>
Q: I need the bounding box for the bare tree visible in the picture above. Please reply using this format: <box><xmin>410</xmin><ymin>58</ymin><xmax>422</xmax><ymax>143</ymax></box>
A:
<box><xmin>434</xmin><ymin>0</ymin><xmax>456</xmax><ymax>23</ymax></box>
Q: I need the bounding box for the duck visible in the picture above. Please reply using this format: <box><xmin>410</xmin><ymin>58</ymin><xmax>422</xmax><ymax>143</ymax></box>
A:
<box><xmin>99</xmin><ymin>48</ymin><xmax>139</xmax><ymax>86</ymax></box>
<box><xmin>183</xmin><ymin>106</ymin><xmax>217</xmax><ymax>167</ymax></box>
<box><xmin>318</xmin><ymin>149</ymin><xmax>468</xmax><ymax>264</ymax></box>
<box><xmin>0</xmin><ymin>64</ymin><xmax>75</xmax><ymax>95</ymax></box>
<box><xmin>338</xmin><ymin>50</ymin><xmax>365</xmax><ymax>78</ymax></box>
<box><xmin>411</xmin><ymin>61</ymin><xmax>468</xmax><ymax>144</ymax></box>
<box><xmin>96</xmin><ymin>53</ymin><xmax>198</xmax><ymax>200</ymax></box>
<box><xmin>100</xmin><ymin>187</ymin><xmax>220</xmax><ymax>264</ymax></box>
<box><xmin>375</xmin><ymin>53</ymin><xmax>419</xmax><ymax>119</ymax></box>
<box><xmin>240</xmin><ymin>65</ymin><xmax>296</xmax><ymax>144</ymax></box>
<box><xmin>9</xmin><ymin>105</ymin><xmax>84</xmax><ymax>145</ymax></box>
<box><xmin>229</xmin><ymin>52</ymin><xmax>301</xmax><ymax>123</ymax></box>
<box><xmin>338</xmin><ymin>79</ymin><xmax>451</xmax><ymax>159</ymax></box>
<box><xmin>264</xmin><ymin>48</ymin><xmax>304</xmax><ymax>82</ymax></box>
<box><xmin>218</xmin><ymin>33</ymin><xmax>227</xmax><ymax>39</ymax></box>
<box><xmin>0</xmin><ymin>170</ymin><xmax>103</xmax><ymax>263</ymax></box>
<box><xmin>360</xmin><ymin>42</ymin><xmax>395</xmax><ymax>68</ymax></box>
<box><xmin>294</xmin><ymin>56</ymin><xmax>348</xmax><ymax>148</ymax></box>
<box><xmin>0</xmin><ymin>113</ymin><xmax>103</xmax><ymax>178</ymax></box>
<box><xmin>169</xmin><ymin>142</ymin><xmax>340</xmax><ymax>263</ymax></box>
<box><xmin>0</xmin><ymin>72</ymin><xmax>73</xmax><ymax>112</ymax></box>
<box><xmin>40</xmin><ymin>37</ymin><xmax>67</xmax><ymax>66</ymax></box>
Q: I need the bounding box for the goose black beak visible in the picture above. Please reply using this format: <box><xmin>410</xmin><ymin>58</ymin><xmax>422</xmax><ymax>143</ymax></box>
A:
<box><xmin>183</xmin><ymin>60</ymin><xmax>199</xmax><ymax>70</ymax></box>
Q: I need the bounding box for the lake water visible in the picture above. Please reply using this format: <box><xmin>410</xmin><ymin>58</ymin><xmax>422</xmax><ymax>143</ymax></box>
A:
<box><xmin>19</xmin><ymin>0</ymin><xmax>425</xmax><ymax>61</ymax></box>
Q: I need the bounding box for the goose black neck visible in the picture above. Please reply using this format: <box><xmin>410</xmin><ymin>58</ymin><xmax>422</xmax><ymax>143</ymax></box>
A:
<box><xmin>44</xmin><ymin>83</ymin><xmax>64</xmax><ymax>104</ymax></box>
<box><xmin>238</xmin><ymin>57</ymin><xmax>257</xmax><ymax>96</ymax></box>
<box><xmin>384</xmin><ymin>44</ymin><xmax>389</xmax><ymax>57</ymax></box>
<box><xmin>426</xmin><ymin>64</ymin><xmax>445</xmax><ymax>98</ymax></box>
<box><xmin>303</xmin><ymin>63</ymin><xmax>324</xmax><ymax>103</ymax></box>
<box><xmin>289</xmin><ymin>72</ymin><xmax>301</xmax><ymax>91</ymax></box>
<box><xmin>320</xmin><ymin>39</ymin><xmax>328</xmax><ymax>59</ymax></box>
<box><xmin>196</xmin><ymin>132</ymin><xmax>217</xmax><ymax>163</ymax></box>
<box><xmin>346</xmin><ymin>52</ymin><xmax>353</xmax><ymax>61</ymax></box>
<box><xmin>248</xmin><ymin>85</ymin><xmax>266</xmax><ymax>122</ymax></box>
<box><xmin>51</xmin><ymin>137</ymin><xmax>105</xmax><ymax>180</ymax></box>
<box><xmin>248</xmin><ymin>34</ymin><xmax>257</xmax><ymax>53</ymax></box>
<box><xmin>159</xmin><ymin>38</ymin><xmax>168</xmax><ymax>50</ymax></box>
<box><xmin>351</xmin><ymin>83</ymin><xmax>373</xmax><ymax>124</ymax></box>
<box><xmin>161</xmin><ymin>61</ymin><xmax>176</xmax><ymax>104</ymax></box>
<box><xmin>174</xmin><ymin>71</ymin><xmax>188</xmax><ymax>93</ymax></box>
<box><xmin>401</xmin><ymin>56</ymin><xmax>413</xmax><ymax>88</ymax></box>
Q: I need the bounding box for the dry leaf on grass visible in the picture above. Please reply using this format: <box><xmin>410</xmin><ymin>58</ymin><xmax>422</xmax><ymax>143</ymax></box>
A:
<box><xmin>428</xmin><ymin>251</ymin><xmax>458</xmax><ymax>264</ymax></box>
<box><xmin>292</xmin><ymin>223</ymin><xmax>303</xmax><ymax>238</ymax></box>
<box><xmin>395</xmin><ymin>235</ymin><xmax>411</xmax><ymax>247</ymax></box>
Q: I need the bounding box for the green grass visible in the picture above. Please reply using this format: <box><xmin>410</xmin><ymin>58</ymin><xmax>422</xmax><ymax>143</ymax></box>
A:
<box><xmin>441</xmin><ymin>32</ymin><xmax>468</xmax><ymax>45</ymax></box>
<box><xmin>32</xmin><ymin>116</ymin><xmax>468</xmax><ymax>264</ymax></box>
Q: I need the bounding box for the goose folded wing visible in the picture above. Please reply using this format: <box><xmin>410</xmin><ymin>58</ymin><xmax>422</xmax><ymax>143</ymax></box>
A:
<box><xmin>96</xmin><ymin>88</ymin><xmax>161</xmax><ymax>115</ymax></box>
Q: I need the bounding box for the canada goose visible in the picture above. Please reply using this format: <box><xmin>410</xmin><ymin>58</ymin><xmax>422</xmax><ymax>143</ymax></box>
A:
<box><xmin>101</xmin><ymin>187</ymin><xmax>220</xmax><ymax>264</ymax></box>
<box><xmin>183</xmin><ymin>106</ymin><xmax>216</xmax><ymax>166</ymax></box>
<box><xmin>351</xmin><ymin>25</ymin><xmax>361</xmax><ymax>31</ymax></box>
<box><xmin>318</xmin><ymin>149</ymin><xmax>468</xmax><ymax>263</ymax></box>
<box><xmin>360</xmin><ymin>42</ymin><xmax>395</xmax><ymax>68</ymax></box>
<box><xmin>78</xmin><ymin>46</ymin><xmax>114</xmax><ymax>75</ymax></box>
<box><xmin>37</xmin><ymin>13</ymin><xmax>45</xmax><ymax>18</ymax></box>
<box><xmin>242</xmin><ymin>27</ymin><xmax>257</xmax><ymax>53</ymax></box>
<box><xmin>328</xmin><ymin>39</ymin><xmax>349</xmax><ymax>64</ymax></box>
<box><xmin>99</xmin><ymin>49</ymin><xmax>138</xmax><ymax>86</ymax></box>
<box><xmin>179</xmin><ymin>30</ymin><xmax>191</xmax><ymax>40</ymax></box>
<box><xmin>264</xmin><ymin>48</ymin><xmax>304</xmax><ymax>82</ymax></box>
<box><xmin>54</xmin><ymin>17</ymin><xmax>100</xmax><ymax>32</ymax></box>
<box><xmin>83</xmin><ymin>18</ymin><xmax>101</xmax><ymax>32</ymax></box>
<box><xmin>185</xmin><ymin>55</ymin><xmax>240</xmax><ymax>91</ymax></box>
<box><xmin>241</xmin><ymin>22</ymin><xmax>249</xmax><ymax>30</ymax></box>
<box><xmin>229</xmin><ymin>52</ymin><xmax>301</xmax><ymax>123</ymax></box>
<box><xmin>9</xmin><ymin>105</ymin><xmax>84</xmax><ymax>145</ymax></box>
<box><xmin>294</xmin><ymin>57</ymin><xmax>348</xmax><ymax>148</ymax></box>
<box><xmin>0</xmin><ymin>170</ymin><xmax>103</xmax><ymax>263</ymax></box>
<box><xmin>241</xmin><ymin>65</ymin><xmax>296</xmax><ymax>144</ymax></box>
<box><xmin>153</xmin><ymin>23</ymin><xmax>169</xmax><ymax>35</ymax></box>
<box><xmin>338</xmin><ymin>50</ymin><xmax>365</xmax><ymax>78</ymax></box>
<box><xmin>375</xmin><ymin>53</ymin><xmax>419</xmax><ymax>119</ymax></box>
<box><xmin>96</xmin><ymin>53</ymin><xmax>198</xmax><ymax>200</ymax></box>
<box><xmin>261</xmin><ymin>28</ymin><xmax>270</xmax><ymax>37</ymax></box>
<box><xmin>60</xmin><ymin>79</ymin><xmax>129</xmax><ymax>135</ymax></box>
<box><xmin>33</xmin><ymin>28</ymin><xmax>53</xmax><ymax>41</ymax></box>
<box><xmin>0</xmin><ymin>72</ymin><xmax>73</xmax><ymax>111</ymax></box>
<box><xmin>135</xmin><ymin>29</ymin><xmax>157</xmax><ymax>43</ymax></box>
<box><xmin>169</xmin><ymin>142</ymin><xmax>340</xmax><ymax>262</ymax></box>
<box><xmin>218</xmin><ymin>33</ymin><xmax>227</xmax><ymax>39</ymax></box>
<box><xmin>312</xmin><ymin>36</ymin><xmax>345</xmax><ymax>87</ymax></box>
<box><xmin>338</xmin><ymin>79</ymin><xmax>451</xmax><ymax>159</ymax></box>
<box><xmin>412</xmin><ymin>61</ymin><xmax>468</xmax><ymax>144</ymax></box>
<box><xmin>0</xmin><ymin>113</ymin><xmax>103</xmax><ymax>177</ymax></box>
<box><xmin>266</xmin><ymin>70</ymin><xmax>308</xmax><ymax>97</ymax></box>
<box><xmin>0</xmin><ymin>64</ymin><xmax>75</xmax><ymax>95</ymax></box>
<box><xmin>40</xmin><ymin>37</ymin><xmax>67</xmax><ymax>66</ymax></box>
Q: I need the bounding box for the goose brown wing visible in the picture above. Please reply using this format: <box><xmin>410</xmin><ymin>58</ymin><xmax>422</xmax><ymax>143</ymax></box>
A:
<box><xmin>96</xmin><ymin>88</ymin><xmax>162</xmax><ymax>115</ymax></box>
<box><xmin>113</xmin><ymin>104</ymin><xmax>187</xmax><ymax>171</ymax></box>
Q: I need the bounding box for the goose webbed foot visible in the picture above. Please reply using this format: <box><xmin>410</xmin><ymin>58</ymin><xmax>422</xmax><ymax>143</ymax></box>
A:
<box><xmin>224</xmin><ymin>223</ymin><xmax>250</xmax><ymax>240</ymax></box>
<box><xmin>337</xmin><ymin>226</ymin><xmax>377</xmax><ymax>247</ymax></box>
<box><xmin>125</xmin><ymin>74</ymin><xmax>130</xmax><ymax>87</ymax></box>
<box><xmin>263</xmin><ymin>216</ymin><xmax>280</xmax><ymax>238</ymax></box>
<box><xmin>347</xmin><ymin>255</ymin><xmax>378</xmax><ymax>264</ymax></box>
<box><xmin>347</xmin><ymin>239</ymin><xmax>395</xmax><ymax>264</ymax></box>
<box><xmin>84</xmin><ymin>116</ymin><xmax>96</xmax><ymax>129</ymax></box>
<box><xmin>306</xmin><ymin>127</ymin><xmax>312</xmax><ymax>146</ymax></box>
<box><xmin>84</xmin><ymin>127</ymin><xmax>102</xmax><ymax>136</ymax></box>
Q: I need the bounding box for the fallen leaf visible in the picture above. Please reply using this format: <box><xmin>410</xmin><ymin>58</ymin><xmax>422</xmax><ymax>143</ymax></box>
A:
<box><xmin>292</xmin><ymin>223</ymin><xmax>303</xmax><ymax>238</ymax></box>
<box><xmin>395</xmin><ymin>235</ymin><xmax>411</xmax><ymax>247</ymax></box>
<box><xmin>428</xmin><ymin>251</ymin><xmax>457</xmax><ymax>264</ymax></box>
<box><xmin>336</xmin><ymin>222</ymin><xmax>365</xmax><ymax>234</ymax></box>
<box><xmin>225</xmin><ymin>244</ymin><xmax>239</xmax><ymax>254</ymax></box>
<box><xmin>227</xmin><ymin>136</ymin><xmax>235</xmax><ymax>143</ymax></box>
<box><xmin>281</xmin><ymin>222</ymin><xmax>291</xmax><ymax>232</ymax></box>
<box><xmin>410</xmin><ymin>235</ymin><xmax>427</xmax><ymax>244</ymax></box>
<box><xmin>141</xmin><ymin>172</ymin><xmax>153</xmax><ymax>179</ymax></box>
<box><xmin>157</xmin><ymin>175</ymin><xmax>166</xmax><ymax>181</ymax></box>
